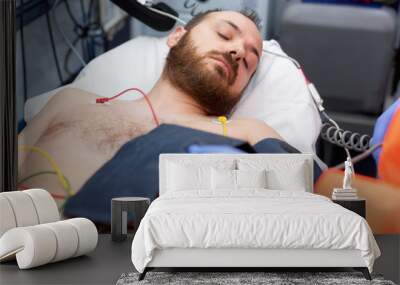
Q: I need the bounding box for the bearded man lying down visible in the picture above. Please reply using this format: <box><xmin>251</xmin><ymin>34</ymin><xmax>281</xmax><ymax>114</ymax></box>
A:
<box><xmin>18</xmin><ymin>9</ymin><xmax>321</xmax><ymax>223</ymax></box>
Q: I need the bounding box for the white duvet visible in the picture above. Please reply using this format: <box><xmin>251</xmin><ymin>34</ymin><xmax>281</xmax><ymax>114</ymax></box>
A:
<box><xmin>131</xmin><ymin>190</ymin><xmax>380</xmax><ymax>273</ymax></box>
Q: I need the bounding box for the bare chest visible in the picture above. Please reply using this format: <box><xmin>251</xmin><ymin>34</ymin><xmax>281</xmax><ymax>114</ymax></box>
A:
<box><xmin>38</xmin><ymin>104</ymin><xmax>154</xmax><ymax>155</ymax></box>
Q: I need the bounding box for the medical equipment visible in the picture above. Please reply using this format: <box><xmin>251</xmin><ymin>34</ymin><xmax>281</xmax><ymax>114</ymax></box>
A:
<box><xmin>262</xmin><ymin>47</ymin><xmax>377</xmax><ymax>182</ymax></box>
<box><xmin>18</xmin><ymin>146</ymin><xmax>73</xmax><ymax>210</ymax></box>
<box><xmin>211</xmin><ymin>116</ymin><xmax>229</xmax><ymax>136</ymax></box>
<box><xmin>111</xmin><ymin>0</ymin><xmax>184</xmax><ymax>31</ymax></box>
<box><xmin>19</xmin><ymin>146</ymin><xmax>72</xmax><ymax>195</ymax></box>
<box><xmin>51</xmin><ymin>0</ymin><xmax>87</xmax><ymax>69</ymax></box>
<box><xmin>95</xmin><ymin>87</ymin><xmax>160</xmax><ymax>126</ymax></box>
<box><xmin>262</xmin><ymin>49</ymin><xmax>371</xmax><ymax>152</ymax></box>
<box><xmin>96</xmin><ymin>89</ymin><xmax>227</xmax><ymax>137</ymax></box>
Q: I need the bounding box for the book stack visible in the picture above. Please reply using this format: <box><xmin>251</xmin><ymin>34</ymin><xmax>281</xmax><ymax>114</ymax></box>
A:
<box><xmin>332</xmin><ymin>188</ymin><xmax>358</xmax><ymax>200</ymax></box>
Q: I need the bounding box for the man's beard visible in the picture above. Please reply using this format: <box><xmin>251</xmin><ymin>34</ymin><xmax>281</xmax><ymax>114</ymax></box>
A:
<box><xmin>164</xmin><ymin>32</ymin><xmax>241</xmax><ymax>116</ymax></box>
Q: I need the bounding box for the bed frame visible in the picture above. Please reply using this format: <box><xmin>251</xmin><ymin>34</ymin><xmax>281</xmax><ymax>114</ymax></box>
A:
<box><xmin>139</xmin><ymin>154</ymin><xmax>371</xmax><ymax>281</ymax></box>
<box><xmin>141</xmin><ymin>248</ymin><xmax>371</xmax><ymax>280</ymax></box>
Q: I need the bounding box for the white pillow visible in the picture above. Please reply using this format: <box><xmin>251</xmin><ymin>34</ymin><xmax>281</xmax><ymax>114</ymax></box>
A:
<box><xmin>236</xmin><ymin>169</ymin><xmax>267</xmax><ymax>189</ymax></box>
<box><xmin>211</xmin><ymin>168</ymin><xmax>236</xmax><ymax>190</ymax></box>
<box><xmin>266</xmin><ymin>165</ymin><xmax>307</xmax><ymax>192</ymax></box>
<box><xmin>232</xmin><ymin>40</ymin><xmax>322</xmax><ymax>154</ymax></box>
<box><xmin>237</xmin><ymin>159</ymin><xmax>309</xmax><ymax>192</ymax></box>
<box><xmin>25</xmin><ymin>36</ymin><xmax>321</xmax><ymax>154</ymax></box>
<box><xmin>211</xmin><ymin>169</ymin><xmax>267</xmax><ymax>190</ymax></box>
<box><xmin>166</xmin><ymin>162</ymin><xmax>211</xmax><ymax>191</ymax></box>
<box><xmin>166</xmin><ymin>159</ymin><xmax>236</xmax><ymax>192</ymax></box>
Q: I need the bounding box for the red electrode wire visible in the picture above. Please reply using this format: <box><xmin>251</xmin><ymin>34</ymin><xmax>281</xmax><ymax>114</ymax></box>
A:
<box><xmin>96</xmin><ymin>87</ymin><xmax>160</xmax><ymax>126</ymax></box>
<box><xmin>299</xmin><ymin>68</ymin><xmax>310</xmax><ymax>84</ymax></box>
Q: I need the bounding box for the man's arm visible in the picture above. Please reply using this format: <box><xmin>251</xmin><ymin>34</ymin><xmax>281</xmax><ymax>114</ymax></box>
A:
<box><xmin>235</xmin><ymin>118</ymin><xmax>283</xmax><ymax>146</ymax></box>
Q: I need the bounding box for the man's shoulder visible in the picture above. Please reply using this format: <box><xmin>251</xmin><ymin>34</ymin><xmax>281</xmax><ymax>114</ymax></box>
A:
<box><xmin>229</xmin><ymin>117</ymin><xmax>283</xmax><ymax>144</ymax></box>
<box><xmin>229</xmin><ymin>117</ymin><xmax>267</xmax><ymax>129</ymax></box>
<box><xmin>51</xmin><ymin>87</ymin><xmax>99</xmax><ymax>104</ymax></box>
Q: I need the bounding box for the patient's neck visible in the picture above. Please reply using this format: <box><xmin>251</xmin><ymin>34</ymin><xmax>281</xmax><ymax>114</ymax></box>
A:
<box><xmin>145</xmin><ymin>77</ymin><xmax>208</xmax><ymax>120</ymax></box>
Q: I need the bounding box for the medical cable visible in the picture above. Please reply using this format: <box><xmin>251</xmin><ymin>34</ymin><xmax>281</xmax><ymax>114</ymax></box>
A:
<box><xmin>217</xmin><ymin>116</ymin><xmax>228</xmax><ymax>136</ymax></box>
<box><xmin>96</xmin><ymin>87</ymin><xmax>160</xmax><ymax>126</ymax></box>
<box><xmin>52</xmin><ymin>0</ymin><xmax>87</xmax><ymax>68</ymax></box>
<box><xmin>146</xmin><ymin>6</ymin><xmax>187</xmax><ymax>25</ymax></box>
<box><xmin>262</xmin><ymin>48</ymin><xmax>378</xmax><ymax>162</ymax></box>
<box><xmin>18</xmin><ymin>170</ymin><xmax>71</xmax><ymax>195</ymax></box>
<box><xmin>141</xmin><ymin>0</ymin><xmax>187</xmax><ymax>25</ymax></box>
<box><xmin>18</xmin><ymin>184</ymin><xmax>67</xmax><ymax>200</ymax></box>
<box><xmin>19</xmin><ymin>146</ymin><xmax>73</xmax><ymax>197</ymax></box>
<box><xmin>45</xmin><ymin>0</ymin><xmax>64</xmax><ymax>85</ymax></box>
<box><xmin>261</xmin><ymin>48</ymin><xmax>380</xmax><ymax>175</ymax></box>
<box><xmin>320</xmin><ymin>122</ymin><xmax>371</xmax><ymax>152</ymax></box>
<box><xmin>16</xmin><ymin>184</ymin><xmax>65</xmax><ymax>201</ymax></box>
<box><xmin>18</xmin><ymin>171</ymin><xmax>69</xmax><ymax>201</ymax></box>
<box><xmin>63</xmin><ymin>0</ymin><xmax>108</xmax><ymax>76</ymax></box>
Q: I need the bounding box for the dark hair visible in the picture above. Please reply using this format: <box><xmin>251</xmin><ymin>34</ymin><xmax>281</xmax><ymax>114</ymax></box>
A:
<box><xmin>185</xmin><ymin>8</ymin><xmax>262</xmax><ymax>31</ymax></box>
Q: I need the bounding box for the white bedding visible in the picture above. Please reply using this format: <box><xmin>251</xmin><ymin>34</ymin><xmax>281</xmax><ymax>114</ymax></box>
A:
<box><xmin>131</xmin><ymin>190</ymin><xmax>380</xmax><ymax>273</ymax></box>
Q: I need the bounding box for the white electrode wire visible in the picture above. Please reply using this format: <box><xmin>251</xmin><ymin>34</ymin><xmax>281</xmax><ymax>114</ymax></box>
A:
<box><xmin>327</xmin><ymin>117</ymin><xmax>355</xmax><ymax>173</ymax></box>
<box><xmin>147</xmin><ymin>6</ymin><xmax>187</xmax><ymax>26</ymax></box>
<box><xmin>262</xmin><ymin>47</ymin><xmax>360</xmax><ymax>172</ymax></box>
<box><xmin>262</xmin><ymin>48</ymin><xmax>301</xmax><ymax>69</ymax></box>
<box><xmin>51</xmin><ymin>0</ymin><xmax>87</xmax><ymax>67</ymax></box>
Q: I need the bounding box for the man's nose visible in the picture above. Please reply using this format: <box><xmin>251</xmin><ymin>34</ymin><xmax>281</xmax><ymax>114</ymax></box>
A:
<box><xmin>229</xmin><ymin>45</ymin><xmax>245</xmax><ymax>62</ymax></box>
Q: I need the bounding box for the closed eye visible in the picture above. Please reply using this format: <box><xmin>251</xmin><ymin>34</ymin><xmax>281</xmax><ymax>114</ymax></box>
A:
<box><xmin>217</xmin><ymin>32</ymin><xmax>229</xmax><ymax>40</ymax></box>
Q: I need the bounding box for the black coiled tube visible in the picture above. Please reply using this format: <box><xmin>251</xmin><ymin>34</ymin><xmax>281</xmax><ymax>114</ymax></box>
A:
<box><xmin>320</xmin><ymin>123</ymin><xmax>371</xmax><ymax>152</ymax></box>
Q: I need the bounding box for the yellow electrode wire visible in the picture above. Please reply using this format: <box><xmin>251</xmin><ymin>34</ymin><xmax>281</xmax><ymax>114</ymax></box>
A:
<box><xmin>217</xmin><ymin>116</ymin><xmax>228</xmax><ymax>136</ymax></box>
<box><xmin>19</xmin><ymin>146</ymin><xmax>73</xmax><ymax>196</ymax></box>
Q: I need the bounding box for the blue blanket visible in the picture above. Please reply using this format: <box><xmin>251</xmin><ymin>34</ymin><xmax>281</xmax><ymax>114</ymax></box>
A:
<box><xmin>64</xmin><ymin>123</ymin><xmax>322</xmax><ymax>223</ymax></box>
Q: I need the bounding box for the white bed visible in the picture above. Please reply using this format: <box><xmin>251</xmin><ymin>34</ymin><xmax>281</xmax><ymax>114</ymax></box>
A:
<box><xmin>131</xmin><ymin>154</ymin><xmax>380</xmax><ymax>280</ymax></box>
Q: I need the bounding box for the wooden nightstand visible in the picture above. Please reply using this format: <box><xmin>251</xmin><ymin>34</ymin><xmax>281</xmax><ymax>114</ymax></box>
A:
<box><xmin>332</xmin><ymin>198</ymin><xmax>366</xmax><ymax>218</ymax></box>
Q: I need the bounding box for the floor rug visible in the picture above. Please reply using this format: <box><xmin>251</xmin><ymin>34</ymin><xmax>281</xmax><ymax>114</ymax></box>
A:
<box><xmin>116</xmin><ymin>271</ymin><xmax>396</xmax><ymax>285</ymax></box>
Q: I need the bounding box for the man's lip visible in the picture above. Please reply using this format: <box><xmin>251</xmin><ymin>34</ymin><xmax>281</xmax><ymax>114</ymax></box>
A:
<box><xmin>210</xmin><ymin>56</ymin><xmax>232</xmax><ymax>78</ymax></box>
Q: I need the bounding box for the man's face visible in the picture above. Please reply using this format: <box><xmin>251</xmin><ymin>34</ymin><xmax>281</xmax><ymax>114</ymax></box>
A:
<box><xmin>164</xmin><ymin>11</ymin><xmax>263</xmax><ymax>116</ymax></box>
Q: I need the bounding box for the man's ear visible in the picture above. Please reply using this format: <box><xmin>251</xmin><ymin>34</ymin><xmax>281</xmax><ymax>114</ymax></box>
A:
<box><xmin>167</xmin><ymin>26</ymin><xmax>187</xmax><ymax>48</ymax></box>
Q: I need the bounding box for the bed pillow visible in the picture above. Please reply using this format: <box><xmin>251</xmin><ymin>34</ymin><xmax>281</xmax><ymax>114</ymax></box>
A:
<box><xmin>166</xmin><ymin>159</ymin><xmax>236</xmax><ymax>192</ymax></box>
<box><xmin>266</xmin><ymin>164</ymin><xmax>307</xmax><ymax>192</ymax></box>
<box><xmin>236</xmin><ymin>169</ymin><xmax>267</xmax><ymax>189</ymax></box>
<box><xmin>237</xmin><ymin>159</ymin><xmax>308</xmax><ymax>192</ymax></box>
<box><xmin>267</xmin><ymin>164</ymin><xmax>307</xmax><ymax>192</ymax></box>
<box><xmin>211</xmin><ymin>168</ymin><xmax>236</xmax><ymax>190</ymax></box>
<box><xmin>211</xmin><ymin>169</ymin><xmax>267</xmax><ymax>190</ymax></box>
<box><xmin>166</xmin><ymin>162</ymin><xmax>210</xmax><ymax>191</ymax></box>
